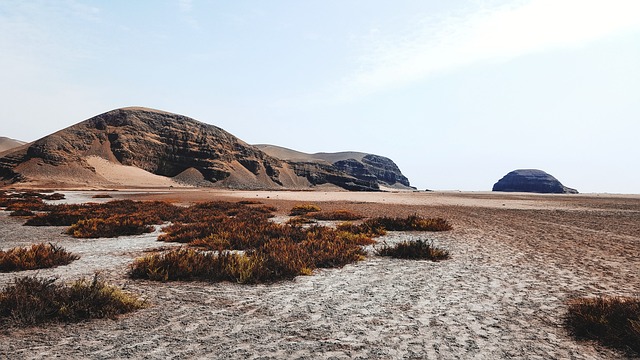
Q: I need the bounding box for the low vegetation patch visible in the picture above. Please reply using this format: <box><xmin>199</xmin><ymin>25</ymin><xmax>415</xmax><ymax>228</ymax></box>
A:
<box><xmin>289</xmin><ymin>204</ymin><xmax>321</xmax><ymax>216</ymax></box>
<box><xmin>307</xmin><ymin>209</ymin><xmax>363</xmax><ymax>221</ymax></box>
<box><xmin>66</xmin><ymin>216</ymin><xmax>155</xmax><ymax>238</ymax></box>
<box><xmin>566</xmin><ymin>296</ymin><xmax>640</xmax><ymax>354</ymax></box>
<box><xmin>131</xmin><ymin>228</ymin><xmax>370</xmax><ymax>284</ymax></box>
<box><xmin>92</xmin><ymin>194</ymin><xmax>113</xmax><ymax>199</ymax></box>
<box><xmin>0</xmin><ymin>275</ymin><xmax>145</xmax><ymax>326</ymax></box>
<box><xmin>365</xmin><ymin>215</ymin><xmax>452</xmax><ymax>232</ymax></box>
<box><xmin>0</xmin><ymin>243</ymin><xmax>79</xmax><ymax>272</ymax></box>
<box><xmin>376</xmin><ymin>239</ymin><xmax>450</xmax><ymax>261</ymax></box>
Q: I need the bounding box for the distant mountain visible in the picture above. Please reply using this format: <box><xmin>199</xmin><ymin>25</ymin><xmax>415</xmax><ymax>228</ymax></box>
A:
<box><xmin>0</xmin><ymin>137</ymin><xmax>26</xmax><ymax>154</ymax></box>
<box><xmin>255</xmin><ymin>145</ymin><xmax>412</xmax><ymax>189</ymax></box>
<box><xmin>0</xmin><ymin>107</ymin><xmax>411</xmax><ymax>191</ymax></box>
<box><xmin>492</xmin><ymin>169</ymin><xmax>578</xmax><ymax>194</ymax></box>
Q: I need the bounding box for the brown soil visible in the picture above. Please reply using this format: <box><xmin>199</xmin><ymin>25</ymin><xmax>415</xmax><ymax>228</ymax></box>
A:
<box><xmin>1</xmin><ymin>190</ymin><xmax>639</xmax><ymax>359</ymax></box>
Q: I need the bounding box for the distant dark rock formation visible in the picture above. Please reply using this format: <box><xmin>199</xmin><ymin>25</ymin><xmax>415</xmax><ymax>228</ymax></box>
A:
<box><xmin>255</xmin><ymin>145</ymin><xmax>413</xmax><ymax>189</ymax></box>
<box><xmin>492</xmin><ymin>169</ymin><xmax>578</xmax><ymax>194</ymax></box>
<box><xmin>0</xmin><ymin>107</ymin><xmax>411</xmax><ymax>191</ymax></box>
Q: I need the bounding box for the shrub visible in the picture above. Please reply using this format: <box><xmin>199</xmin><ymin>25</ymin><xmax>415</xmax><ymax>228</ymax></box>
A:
<box><xmin>9</xmin><ymin>209</ymin><xmax>34</xmax><ymax>217</ymax></box>
<box><xmin>43</xmin><ymin>193</ymin><xmax>65</xmax><ymax>200</ymax></box>
<box><xmin>566</xmin><ymin>296</ymin><xmax>640</xmax><ymax>354</ymax></box>
<box><xmin>0</xmin><ymin>274</ymin><xmax>145</xmax><ymax>326</ymax></box>
<box><xmin>307</xmin><ymin>210</ymin><xmax>363</xmax><ymax>221</ymax></box>
<box><xmin>132</xmin><ymin>225</ymin><xmax>372</xmax><ymax>284</ymax></box>
<box><xmin>289</xmin><ymin>204</ymin><xmax>321</xmax><ymax>216</ymax></box>
<box><xmin>337</xmin><ymin>215</ymin><xmax>452</xmax><ymax>236</ymax></box>
<box><xmin>92</xmin><ymin>194</ymin><xmax>113</xmax><ymax>199</ymax></box>
<box><xmin>129</xmin><ymin>248</ymin><xmax>247</xmax><ymax>282</ymax></box>
<box><xmin>0</xmin><ymin>243</ymin><xmax>79</xmax><ymax>272</ymax></box>
<box><xmin>286</xmin><ymin>216</ymin><xmax>316</xmax><ymax>226</ymax></box>
<box><xmin>375</xmin><ymin>239</ymin><xmax>450</xmax><ymax>261</ymax></box>
<box><xmin>365</xmin><ymin>215</ymin><xmax>452</xmax><ymax>232</ymax></box>
<box><xmin>66</xmin><ymin>215</ymin><xmax>154</xmax><ymax>238</ymax></box>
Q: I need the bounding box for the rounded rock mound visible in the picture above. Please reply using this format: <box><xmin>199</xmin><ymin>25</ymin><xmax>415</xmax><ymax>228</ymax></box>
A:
<box><xmin>492</xmin><ymin>169</ymin><xmax>578</xmax><ymax>194</ymax></box>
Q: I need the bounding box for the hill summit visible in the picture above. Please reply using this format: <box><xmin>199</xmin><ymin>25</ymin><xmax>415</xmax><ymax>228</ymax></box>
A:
<box><xmin>0</xmin><ymin>107</ymin><xmax>412</xmax><ymax>190</ymax></box>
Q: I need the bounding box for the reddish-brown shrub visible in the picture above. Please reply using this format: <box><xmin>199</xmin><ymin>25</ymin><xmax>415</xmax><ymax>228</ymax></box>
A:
<box><xmin>0</xmin><ymin>275</ymin><xmax>145</xmax><ymax>326</ymax></box>
<box><xmin>375</xmin><ymin>239</ymin><xmax>450</xmax><ymax>261</ymax></box>
<box><xmin>307</xmin><ymin>210</ymin><xmax>363</xmax><ymax>221</ymax></box>
<box><xmin>66</xmin><ymin>215</ymin><xmax>154</xmax><ymax>238</ymax></box>
<box><xmin>0</xmin><ymin>243</ymin><xmax>79</xmax><ymax>272</ymax></box>
<box><xmin>566</xmin><ymin>296</ymin><xmax>640</xmax><ymax>354</ymax></box>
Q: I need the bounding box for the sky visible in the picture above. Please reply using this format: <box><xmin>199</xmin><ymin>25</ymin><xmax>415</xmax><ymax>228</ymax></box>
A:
<box><xmin>1</xmin><ymin>0</ymin><xmax>639</xmax><ymax>193</ymax></box>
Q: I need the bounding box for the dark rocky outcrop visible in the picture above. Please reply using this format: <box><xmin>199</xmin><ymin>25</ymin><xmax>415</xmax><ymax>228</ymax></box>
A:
<box><xmin>256</xmin><ymin>145</ymin><xmax>413</xmax><ymax>189</ymax></box>
<box><xmin>492</xmin><ymin>169</ymin><xmax>578</xmax><ymax>194</ymax></box>
<box><xmin>0</xmin><ymin>107</ymin><xmax>410</xmax><ymax>191</ymax></box>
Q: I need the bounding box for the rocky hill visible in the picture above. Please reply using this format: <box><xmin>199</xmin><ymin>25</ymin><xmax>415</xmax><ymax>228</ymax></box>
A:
<box><xmin>255</xmin><ymin>145</ymin><xmax>412</xmax><ymax>189</ymax></box>
<box><xmin>0</xmin><ymin>107</ymin><xmax>410</xmax><ymax>191</ymax></box>
<box><xmin>492</xmin><ymin>169</ymin><xmax>578</xmax><ymax>194</ymax></box>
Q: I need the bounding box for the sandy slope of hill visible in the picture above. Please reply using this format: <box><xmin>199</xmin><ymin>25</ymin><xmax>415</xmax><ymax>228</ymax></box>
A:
<box><xmin>255</xmin><ymin>144</ymin><xmax>366</xmax><ymax>164</ymax></box>
<box><xmin>0</xmin><ymin>191</ymin><xmax>638</xmax><ymax>359</ymax></box>
<box><xmin>0</xmin><ymin>137</ymin><xmax>26</xmax><ymax>154</ymax></box>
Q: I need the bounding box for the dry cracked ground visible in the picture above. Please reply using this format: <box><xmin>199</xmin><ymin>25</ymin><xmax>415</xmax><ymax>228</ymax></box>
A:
<box><xmin>1</xmin><ymin>190</ymin><xmax>639</xmax><ymax>359</ymax></box>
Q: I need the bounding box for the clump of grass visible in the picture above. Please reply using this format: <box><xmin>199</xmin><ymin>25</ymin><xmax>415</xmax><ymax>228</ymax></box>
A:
<box><xmin>307</xmin><ymin>210</ymin><xmax>363</xmax><ymax>221</ymax></box>
<box><xmin>566</xmin><ymin>296</ymin><xmax>640</xmax><ymax>354</ymax></box>
<box><xmin>337</xmin><ymin>215</ymin><xmax>452</xmax><ymax>236</ymax></box>
<box><xmin>289</xmin><ymin>204</ymin><xmax>321</xmax><ymax>216</ymax></box>
<box><xmin>286</xmin><ymin>216</ymin><xmax>316</xmax><ymax>226</ymax></box>
<box><xmin>92</xmin><ymin>194</ymin><xmax>113</xmax><ymax>199</ymax></box>
<box><xmin>0</xmin><ymin>274</ymin><xmax>146</xmax><ymax>326</ymax></box>
<box><xmin>236</xmin><ymin>200</ymin><xmax>263</xmax><ymax>205</ymax></box>
<box><xmin>129</xmin><ymin>248</ymin><xmax>246</xmax><ymax>282</ymax></box>
<box><xmin>375</xmin><ymin>239</ymin><xmax>450</xmax><ymax>261</ymax></box>
<box><xmin>9</xmin><ymin>209</ymin><xmax>34</xmax><ymax>217</ymax></box>
<box><xmin>131</xmin><ymin>225</ymin><xmax>372</xmax><ymax>284</ymax></box>
<box><xmin>42</xmin><ymin>193</ymin><xmax>65</xmax><ymax>201</ymax></box>
<box><xmin>66</xmin><ymin>215</ymin><xmax>154</xmax><ymax>238</ymax></box>
<box><xmin>0</xmin><ymin>243</ymin><xmax>79</xmax><ymax>272</ymax></box>
<box><xmin>365</xmin><ymin>215</ymin><xmax>452</xmax><ymax>232</ymax></box>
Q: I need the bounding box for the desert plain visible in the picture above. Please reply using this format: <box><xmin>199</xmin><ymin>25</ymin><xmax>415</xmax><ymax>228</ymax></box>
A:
<box><xmin>1</xmin><ymin>189</ymin><xmax>639</xmax><ymax>359</ymax></box>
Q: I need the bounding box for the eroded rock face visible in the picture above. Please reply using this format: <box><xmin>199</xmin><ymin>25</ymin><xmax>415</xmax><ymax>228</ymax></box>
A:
<box><xmin>0</xmin><ymin>107</ymin><xmax>406</xmax><ymax>191</ymax></box>
<box><xmin>255</xmin><ymin>145</ymin><xmax>413</xmax><ymax>189</ymax></box>
<box><xmin>492</xmin><ymin>169</ymin><xmax>578</xmax><ymax>194</ymax></box>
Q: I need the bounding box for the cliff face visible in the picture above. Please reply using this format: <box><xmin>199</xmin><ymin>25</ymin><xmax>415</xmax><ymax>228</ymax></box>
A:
<box><xmin>0</xmin><ymin>108</ymin><xmax>410</xmax><ymax>191</ymax></box>
<box><xmin>256</xmin><ymin>145</ymin><xmax>413</xmax><ymax>189</ymax></box>
<box><xmin>492</xmin><ymin>169</ymin><xmax>578</xmax><ymax>194</ymax></box>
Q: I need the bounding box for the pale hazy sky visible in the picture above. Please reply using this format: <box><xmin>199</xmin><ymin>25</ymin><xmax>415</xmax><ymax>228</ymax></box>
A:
<box><xmin>1</xmin><ymin>1</ymin><xmax>639</xmax><ymax>193</ymax></box>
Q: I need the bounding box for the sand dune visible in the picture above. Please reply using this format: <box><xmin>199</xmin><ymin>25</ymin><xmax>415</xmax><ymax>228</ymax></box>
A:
<box><xmin>85</xmin><ymin>156</ymin><xmax>186</xmax><ymax>188</ymax></box>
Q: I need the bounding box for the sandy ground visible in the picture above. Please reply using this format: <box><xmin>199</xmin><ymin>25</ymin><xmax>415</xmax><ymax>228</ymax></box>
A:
<box><xmin>1</xmin><ymin>190</ymin><xmax>639</xmax><ymax>359</ymax></box>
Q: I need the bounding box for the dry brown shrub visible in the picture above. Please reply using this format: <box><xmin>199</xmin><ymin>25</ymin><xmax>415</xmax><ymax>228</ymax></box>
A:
<box><xmin>307</xmin><ymin>209</ymin><xmax>363</xmax><ymax>221</ymax></box>
<box><xmin>0</xmin><ymin>274</ymin><xmax>145</xmax><ymax>326</ymax></box>
<box><xmin>566</xmin><ymin>296</ymin><xmax>640</xmax><ymax>354</ymax></box>
<box><xmin>0</xmin><ymin>243</ymin><xmax>79</xmax><ymax>272</ymax></box>
<box><xmin>289</xmin><ymin>204</ymin><xmax>321</xmax><ymax>216</ymax></box>
<box><xmin>66</xmin><ymin>215</ymin><xmax>154</xmax><ymax>238</ymax></box>
<box><xmin>375</xmin><ymin>239</ymin><xmax>450</xmax><ymax>261</ymax></box>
